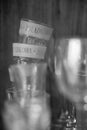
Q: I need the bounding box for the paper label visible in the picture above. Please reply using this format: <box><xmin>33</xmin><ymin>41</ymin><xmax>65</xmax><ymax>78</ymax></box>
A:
<box><xmin>19</xmin><ymin>20</ymin><xmax>53</xmax><ymax>41</ymax></box>
<box><xmin>13</xmin><ymin>43</ymin><xmax>46</xmax><ymax>59</ymax></box>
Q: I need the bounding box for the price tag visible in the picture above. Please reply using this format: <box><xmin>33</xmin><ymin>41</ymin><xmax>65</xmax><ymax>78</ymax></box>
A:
<box><xmin>19</xmin><ymin>20</ymin><xmax>53</xmax><ymax>41</ymax></box>
<box><xmin>13</xmin><ymin>43</ymin><xmax>46</xmax><ymax>59</ymax></box>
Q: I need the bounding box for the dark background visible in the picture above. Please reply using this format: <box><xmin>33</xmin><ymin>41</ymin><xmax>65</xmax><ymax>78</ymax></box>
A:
<box><xmin>1</xmin><ymin>0</ymin><xmax>87</xmax><ymax>67</ymax></box>
<box><xmin>0</xmin><ymin>0</ymin><xmax>87</xmax><ymax>130</ymax></box>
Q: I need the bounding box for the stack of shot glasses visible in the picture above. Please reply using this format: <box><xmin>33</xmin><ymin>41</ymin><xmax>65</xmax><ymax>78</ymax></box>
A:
<box><xmin>5</xmin><ymin>19</ymin><xmax>53</xmax><ymax>130</ymax></box>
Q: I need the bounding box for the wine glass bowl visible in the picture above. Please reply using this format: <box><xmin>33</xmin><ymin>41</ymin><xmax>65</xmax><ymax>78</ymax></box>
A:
<box><xmin>54</xmin><ymin>38</ymin><xmax>87</xmax><ymax>110</ymax></box>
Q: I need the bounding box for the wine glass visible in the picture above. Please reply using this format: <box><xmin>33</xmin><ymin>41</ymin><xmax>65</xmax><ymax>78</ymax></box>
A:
<box><xmin>53</xmin><ymin>38</ymin><xmax>87</xmax><ymax>129</ymax></box>
<box><xmin>54</xmin><ymin>38</ymin><xmax>87</xmax><ymax>110</ymax></box>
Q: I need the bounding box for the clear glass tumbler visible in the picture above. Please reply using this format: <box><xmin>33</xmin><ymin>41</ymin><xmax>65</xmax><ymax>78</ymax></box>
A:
<box><xmin>4</xmin><ymin>63</ymin><xmax>51</xmax><ymax>130</ymax></box>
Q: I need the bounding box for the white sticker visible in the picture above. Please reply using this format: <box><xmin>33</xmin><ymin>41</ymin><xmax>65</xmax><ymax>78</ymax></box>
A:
<box><xmin>19</xmin><ymin>20</ymin><xmax>53</xmax><ymax>41</ymax></box>
<box><xmin>13</xmin><ymin>43</ymin><xmax>46</xmax><ymax>59</ymax></box>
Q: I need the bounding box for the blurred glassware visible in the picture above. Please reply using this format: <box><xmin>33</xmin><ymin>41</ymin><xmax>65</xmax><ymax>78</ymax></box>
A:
<box><xmin>4</xmin><ymin>63</ymin><xmax>51</xmax><ymax>130</ymax></box>
<box><xmin>52</xmin><ymin>38</ymin><xmax>87</xmax><ymax>129</ymax></box>
<box><xmin>8</xmin><ymin>63</ymin><xmax>47</xmax><ymax>106</ymax></box>
<box><xmin>54</xmin><ymin>38</ymin><xmax>87</xmax><ymax>111</ymax></box>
